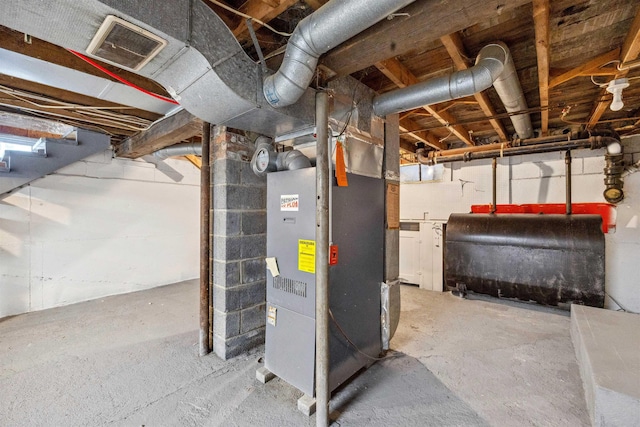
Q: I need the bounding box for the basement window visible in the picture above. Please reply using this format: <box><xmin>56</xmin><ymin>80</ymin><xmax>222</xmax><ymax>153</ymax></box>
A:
<box><xmin>400</xmin><ymin>164</ymin><xmax>444</xmax><ymax>183</ymax></box>
<box><xmin>0</xmin><ymin>136</ymin><xmax>38</xmax><ymax>159</ymax></box>
<box><xmin>86</xmin><ymin>15</ymin><xmax>167</xmax><ymax>71</ymax></box>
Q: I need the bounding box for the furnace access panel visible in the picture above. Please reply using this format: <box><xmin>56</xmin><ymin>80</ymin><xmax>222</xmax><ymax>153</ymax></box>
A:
<box><xmin>264</xmin><ymin>167</ymin><xmax>384</xmax><ymax>396</ymax></box>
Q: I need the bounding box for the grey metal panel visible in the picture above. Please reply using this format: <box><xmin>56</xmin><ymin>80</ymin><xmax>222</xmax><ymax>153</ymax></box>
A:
<box><xmin>264</xmin><ymin>303</ymin><xmax>315</xmax><ymax>396</ymax></box>
<box><xmin>266</xmin><ymin>168</ymin><xmax>317</xmax><ymax>319</ymax></box>
<box><xmin>265</xmin><ymin>168</ymin><xmax>384</xmax><ymax>394</ymax></box>
<box><xmin>445</xmin><ymin>213</ymin><xmax>605</xmax><ymax>308</ymax></box>
<box><xmin>343</xmin><ymin>131</ymin><xmax>384</xmax><ymax>179</ymax></box>
<box><xmin>328</xmin><ymin>173</ymin><xmax>384</xmax><ymax>390</ymax></box>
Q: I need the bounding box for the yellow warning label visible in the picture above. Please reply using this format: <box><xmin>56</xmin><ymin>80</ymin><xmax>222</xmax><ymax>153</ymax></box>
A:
<box><xmin>298</xmin><ymin>239</ymin><xmax>316</xmax><ymax>274</ymax></box>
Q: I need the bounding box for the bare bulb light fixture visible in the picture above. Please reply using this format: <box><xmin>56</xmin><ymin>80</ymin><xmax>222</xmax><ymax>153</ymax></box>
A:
<box><xmin>606</xmin><ymin>78</ymin><xmax>630</xmax><ymax>111</ymax></box>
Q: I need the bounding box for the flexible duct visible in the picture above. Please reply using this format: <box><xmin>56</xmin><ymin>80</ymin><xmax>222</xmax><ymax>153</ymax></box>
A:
<box><xmin>153</xmin><ymin>142</ymin><xmax>201</xmax><ymax>160</ymax></box>
<box><xmin>263</xmin><ymin>0</ymin><xmax>415</xmax><ymax>108</ymax></box>
<box><xmin>373</xmin><ymin>42</ymin><xmax>533</xmax><ymax>139</ymax></box>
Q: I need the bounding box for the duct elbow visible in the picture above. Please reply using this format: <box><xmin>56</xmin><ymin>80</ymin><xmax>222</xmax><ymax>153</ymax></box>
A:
<box><xmin>278</xmin><ymin>150</ymin><xmax>312</xmax><ymax>170</ymax></box>
<box><xmin>372</xmin><ymin>43</ymin><xmax>510</xmax><ymax>118</ymax></box>
<box><xmin>264</xmin><ymin>0</ymin><xmax>416</xmax><ymax>108</ymax></box>
<box><xmin>263</xmin><ymin>32</ymin><xmax>319</xmax><ymax>108</ymax></box>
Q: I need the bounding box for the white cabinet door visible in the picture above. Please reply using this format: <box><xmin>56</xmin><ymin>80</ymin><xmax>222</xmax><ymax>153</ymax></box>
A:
<box><xmin>399</xmin><ymin>221</ymin><xmax>445</xmax><ymax>291</ymax></box>
<box><xmin>399</xmin><ymin>228</ymin><xmax>422</xmax><ymax>286</ymax></box>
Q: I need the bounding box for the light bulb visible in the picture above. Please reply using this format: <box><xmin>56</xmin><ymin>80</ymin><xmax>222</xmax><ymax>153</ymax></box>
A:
<box><xmin>606</xmin><ymin>78</ymin><xmax>630</xmax><ymax>112</ymax></box>
<box><xmin>611</xmin><ymin>91</ymin><xmax>624</xmax><ymax>111</ymax></box>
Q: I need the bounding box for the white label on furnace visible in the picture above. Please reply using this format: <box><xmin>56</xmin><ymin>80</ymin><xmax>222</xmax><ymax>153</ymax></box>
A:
<box><xmin>280</xmin><ymin>194</ymin><xmax>299</xmax><ymax>211</ymax></box>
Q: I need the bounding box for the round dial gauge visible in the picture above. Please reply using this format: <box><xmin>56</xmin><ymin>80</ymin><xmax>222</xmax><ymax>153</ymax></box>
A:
<box><xmin>255</xmin><ymin>147</ymin><xmax>270</xmax><ymax>172</ymax></box>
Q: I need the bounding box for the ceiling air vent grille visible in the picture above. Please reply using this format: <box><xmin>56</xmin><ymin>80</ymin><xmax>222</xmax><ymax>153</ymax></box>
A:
<box><xmin>86</xmin><ymin>15</ymin><xmax>167</xmax><ymax>71</ymax></box>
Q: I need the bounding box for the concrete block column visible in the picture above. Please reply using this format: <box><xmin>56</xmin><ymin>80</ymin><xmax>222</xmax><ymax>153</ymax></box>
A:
<box><xmin>211</xmin><ymin>127</ymin><xmax>267</xmax><ymax>360</ymax></box>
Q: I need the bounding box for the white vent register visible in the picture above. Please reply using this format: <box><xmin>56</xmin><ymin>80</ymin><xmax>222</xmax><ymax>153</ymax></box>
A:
<box><xmin>86</xmin><ymin>15</ymin><xmax>167</xmax><ymax>71</ymax></box>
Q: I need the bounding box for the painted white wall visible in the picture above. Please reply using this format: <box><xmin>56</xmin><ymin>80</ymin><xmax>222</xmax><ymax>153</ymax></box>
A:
<box><xmin>0</xmin><ymin>149</ymin><xmax>200</xmax><ymax>318</ymax></box>
<box><xmin>400</xmin><ymin>136</ymin><xmax>640</xmax><ymax>313</ymax></box>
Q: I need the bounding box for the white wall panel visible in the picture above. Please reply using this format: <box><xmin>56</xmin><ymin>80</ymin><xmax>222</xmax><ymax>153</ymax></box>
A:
<box><xmin>0</xmin><ymin>150</ymin><xmax>199</xmax><ymax>318</ymax></box>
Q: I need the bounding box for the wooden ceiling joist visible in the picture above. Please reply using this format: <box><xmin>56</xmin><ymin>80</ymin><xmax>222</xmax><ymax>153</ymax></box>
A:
<box><xmin>587</xmin><ymin>7</ymin><xmax>640</xmax><ymax>128</ymax></box>
<box><xmin>549</xmin><ymin>49</ymin><xmax>620</xmax><ymax>88</ymax></box>
<box><xmin>532</xmin><ymin>0</ymin><xmax>550</xmax><ymax>135</ymax></box>
<box><xmin>399</xmin><ymin>117</ymin><xmax>445</xmax><ymax>151</ymax></box>
<box><xmin>115</xmin><ymin>109</ymin><xmax>202</xmax><ymax>159</ymax></box>
<box><xmin>184</xmin><ymin>154</ymin><xmax>202</xmax><ymax>169</ymax></box>
<box><xmin>376</xmin><ymin>57</ymin><xmax>475</xmax><ymax>147</ymax></box>
<box><xmin>320</xmin><ymin>0</ymin><xmax>532</xmax><ymax>78</ymax></box>
<box><xmin>440</xmin><ymin>32</ymin><xmax>508</xmax><ymax>141</ymax></box>
<box><xmin>303</xmin><ymin>0</ymin><xmax>328</xmax><ymax>10</ymax></box>
<box><xmin>230</xmin><ymin>0</ymin><xmax>299</xmax><ymax>42</ymax></box>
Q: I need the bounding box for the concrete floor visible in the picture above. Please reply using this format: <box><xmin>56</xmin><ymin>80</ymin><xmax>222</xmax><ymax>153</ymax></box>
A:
<box><xmin>0</xmin><ymin>280</ymin><xmax>590</xmax><ymax>426</ymax></box>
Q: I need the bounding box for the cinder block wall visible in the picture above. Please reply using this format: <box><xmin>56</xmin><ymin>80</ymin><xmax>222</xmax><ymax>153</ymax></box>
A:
<box><xmin>211</xmin><ymin>128</ymin><xmax>266</xmax><ymax>360</ymax></box>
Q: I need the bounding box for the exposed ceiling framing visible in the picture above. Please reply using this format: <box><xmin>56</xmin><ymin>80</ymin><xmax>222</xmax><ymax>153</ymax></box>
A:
<box><xmin>0</xmin><ymin>0</ymin><xmax>639</xmax><ymax>161</ymax></box>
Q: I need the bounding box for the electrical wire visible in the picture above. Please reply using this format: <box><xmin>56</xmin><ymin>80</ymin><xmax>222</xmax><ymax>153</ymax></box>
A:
<box><xmin>206</xmin><ymin>0</ymin><xmax>292</xmax><ymax>37</ymax></box>
<box><xmin>0</xmin><ymin>85</ymin><xmax>154</xmax><ymax>131</ymax></box>
<box><xmin>0</xmin><ymin>85</ymin><xmax>137</xmax><ymax>111</ymax></box>
<box><xmin>328</xmin><ymin>308</ymin><xmax>395</xmax><ymax>361</ymax></box>
<box><xmin>67</xmin><ymin>49</ymin><xmax>179</xmax><ymax>105</ymax></box>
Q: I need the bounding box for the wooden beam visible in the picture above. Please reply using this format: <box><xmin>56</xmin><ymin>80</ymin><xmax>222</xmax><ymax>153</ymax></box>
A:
<box><xmin>621</xmin><ymin>6</ymin><xmax>640</xmax><ymax>63</ymax></box>
<box><xmin>549</xmin><ymin>49</ymin><xmax>620</xmax><ymax>88</ymax></box>
<box><xmin>576</xmin><ymin>67</ymin><xmax>618</xmax><ymax>77</ymax></box>
<box><xmin>320</xmin><ymin>0</ymin><xmax>532</xmax><ymax>78</ymax></box>
<box><xmin>376</xmin><ymin>58</ymin><xmax>475</xmax><ymax>146</ymax></box>
<box><xmin>399</xmin><ymin>117</ymin><xmax>445</xmax><ymax>150</ymax></box>
<box><xmin>303</xmin><ymin>0</ymin><xmax>328</xmax><ymax>10</ymax></box>
<box><xmin>115</xmin><ymin>109</ymin><xmax>202</xmax><ymax>158</ymax></box>
<box><xmin>440</xmin><ymin>32</ymin><xmax>508</xmax><ymax>141</ymax></box>
<box><xmin>423</xmin><ymin>106</ymin><xmax>474</xmax><ymax>146</ymax></box>
<box><xmin>184</xmin><ymin>154</ymin><xmax>202</xmax><ymax>169</ymax></box>
<box><xmin>533</xmin><ymin>0</ymin><xmax>550</xmax><ymax>135</ymax></box>
<box><xmin>230</xmin><ymin>0</ymin><xmax>298</xmax><ymax>42</ymax></box>
<box><xmin>588</xmin><ymin>7</ymin><xmax>640</xmax><ymax>128</ymax></box>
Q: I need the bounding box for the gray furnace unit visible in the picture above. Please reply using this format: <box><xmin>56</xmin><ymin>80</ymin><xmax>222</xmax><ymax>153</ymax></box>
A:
<box><xmin>264</xmin><ymin>167</ymin><xmax>384</xmax><ymax>396</ymax></box>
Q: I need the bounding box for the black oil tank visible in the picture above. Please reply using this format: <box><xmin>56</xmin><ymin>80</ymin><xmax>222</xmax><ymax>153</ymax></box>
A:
<box><xmin>445</xmin><ymin>213</ymin><xmax>605</xmax><ymax>308</ymax></box>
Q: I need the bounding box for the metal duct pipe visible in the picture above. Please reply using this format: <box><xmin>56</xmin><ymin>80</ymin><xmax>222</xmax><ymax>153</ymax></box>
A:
<box><xmin>263</xmin><ymin>0</ymin><xmax>415</xmax><ymax>108</ymax></box>
<box><xmin>492</xmin><ymin>43</ymin><xmax>533</xmax><ymax>139</ymax></box>
<box><xmin>373</xmin><ymin>42</ymin><xmax>533</xmax><ymax>139</ymax></box>
<box><xmin>153</xmin><ymin>142</ymin><xmax>201</xmax><ymax>160</ymax></box>
<box><xmin>1</xmin><ymin>0</ymin><xmax>317</xmax><ymax>139</ymax></box>
<box><xmin>276</xmin><ymin>150</ymin><xmax>312</xmax><ymax>171</ymax></box>
<box><xmin>416</xmin><ymin>135</ymin><xmax>619</xmax><ymax>165</ymax></box>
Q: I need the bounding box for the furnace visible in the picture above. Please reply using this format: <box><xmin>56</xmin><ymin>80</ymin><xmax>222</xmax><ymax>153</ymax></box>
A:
<box><xmin>262</xmin><ymin>167</ymin><xmax>385</xmax><ymax>399</ymax></box>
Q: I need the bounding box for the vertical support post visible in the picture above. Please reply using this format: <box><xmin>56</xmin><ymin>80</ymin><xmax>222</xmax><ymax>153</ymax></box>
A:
<box><xmin>491</xmin><ymin>157</ymin><xmax>497</xmax><ymax>214</ymax></box>
<box><xmin>565</xmin><ymin>150</ymin><xmax>572</xmax><ymax>215</ymax></box>
<box><xmin>200</xmin><ymin>122</ymin><xmax>211</xmax><ymax>356</ymax></box>
<box><xmin>315</xmin><ymin>91</ymin><xmax>330</xmax><ymax>427</ymax></box>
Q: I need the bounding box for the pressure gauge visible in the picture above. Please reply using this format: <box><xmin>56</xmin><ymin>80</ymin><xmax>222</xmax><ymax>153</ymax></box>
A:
<box><xmin>255</xmin><ymin>147</ymin><xmax>271</xmax><ymax>172</ymax></box>
<box><xmin>251</xmin><ymin>142</ymin><xmax>277</xmax><ymax>176</ymax></box>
